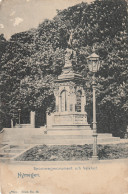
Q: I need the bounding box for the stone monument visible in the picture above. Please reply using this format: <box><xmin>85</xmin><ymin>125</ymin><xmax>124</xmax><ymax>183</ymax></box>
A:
<box><xmin>46</xmin><ymin>33</ymin><xmax>91</xmax><ymax>131</ymax></box>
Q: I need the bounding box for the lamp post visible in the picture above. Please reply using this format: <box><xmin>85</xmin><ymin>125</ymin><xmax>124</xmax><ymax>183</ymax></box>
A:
<box><xmin>87</xmin><ymin>52</ymin><xmax>100</xmax><ymax>160</ymax></box>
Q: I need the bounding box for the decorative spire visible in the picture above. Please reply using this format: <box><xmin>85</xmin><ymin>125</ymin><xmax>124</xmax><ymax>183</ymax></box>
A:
<box><xmin>67</xmin><ymin>31</ymin><xmax>73</xmax><ymax>48</ymax></box>
<box><xmin>64</xmin><ymin>30</ymin><xmax>74</xmax><ymax>68</ymax></box>
<box><xmin>92</xmin><ymin>46</ymin><xmax>95</xmax><ymax>53</ymax></box>
<box><xmin>65</xmin><ymin>48</ymin><xmax>73</xmax><ymax>67</ymax></box>
<box><xmin>57</xmin><ymin>31</ymin><xmax>82</xmax><ymax>81</ymax></box>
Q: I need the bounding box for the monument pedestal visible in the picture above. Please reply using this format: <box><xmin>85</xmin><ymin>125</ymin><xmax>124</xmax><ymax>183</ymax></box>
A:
<box><xmin>47</xmin><ymin>111</ymin><xmax>91</xmax><ymax>131</ymax></box>
<box><xmin>46</xmin><ymin>51</ymin><xmax>91</xmax><ymax>134</ymax></box>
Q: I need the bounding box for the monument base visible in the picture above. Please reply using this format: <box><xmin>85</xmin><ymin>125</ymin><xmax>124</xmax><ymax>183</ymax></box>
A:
<box><xmin>47</xmin><ymin>112</ymin><xmax>91</xmax><ymax>130</ymax></box>
<box><xmin>40</xmin><ymin>111</ymin><xmax>121</xmax><ymax>145</ymax></box>
<box><xmin>1</xmin><ymin>127</ymin><xmax>120</xmax><ymax>145</ymax></box>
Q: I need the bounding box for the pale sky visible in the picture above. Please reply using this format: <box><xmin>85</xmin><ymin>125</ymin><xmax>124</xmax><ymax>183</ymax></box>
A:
<box><xmin>0</xmin><ymin>0</ymin><xmax>93</xmax><ymax>40</ymax></box>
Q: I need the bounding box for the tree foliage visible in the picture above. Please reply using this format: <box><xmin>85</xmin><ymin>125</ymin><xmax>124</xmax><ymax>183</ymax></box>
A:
<box><xmin>0</xmin><ymin>0</ymin><xmax>127</xmax><ymax>134</ymax></box>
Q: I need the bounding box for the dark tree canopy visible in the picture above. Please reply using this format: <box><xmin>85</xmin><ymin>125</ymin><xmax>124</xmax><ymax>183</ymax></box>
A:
<box><xmin>0</xmin><ymin>0</ymin><xmax>127</xmax><ymax>134</ymax></box>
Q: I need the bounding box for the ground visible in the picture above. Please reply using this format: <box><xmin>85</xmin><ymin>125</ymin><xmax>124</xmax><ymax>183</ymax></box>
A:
<box><xmin>15</xmin><ymin>143</ymin><xmax>128</xmax><ymax>161</ymax></box>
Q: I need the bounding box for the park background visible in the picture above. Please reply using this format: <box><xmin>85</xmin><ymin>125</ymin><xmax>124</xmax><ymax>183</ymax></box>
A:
<box><xmin>0</xmin><ymin>0</ymin><xmax>127</xmax><ymax>137</ymax></box>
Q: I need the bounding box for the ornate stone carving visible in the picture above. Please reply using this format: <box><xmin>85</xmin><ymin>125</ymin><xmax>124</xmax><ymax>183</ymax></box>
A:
<box><xmin>70</xmin><ymin>104</ymin><xmax>73</xmax><ymax>111</ymax></box>
<box><xmin>69</xmin><ymin>87</ymin><xmax>75</xmax><ymax>94</ymax></box>
<box><xmin>65</xmin><ymin>48</ymin><xmax>73</xmax><ymax>65</ymax></box>
<box><xmin>54</xmin><ymin>90</ymin><xmax>59</xmax><ymax>96</ymax></box>
<box><xmin>56</xmin><ymin>81</ymin><xmax>75</xmax><ymax>87</ymax></box>
<box><xmin>54</xmin><ymin>84</ymin><xmax>59</xmax><ymax>90</ymax></box>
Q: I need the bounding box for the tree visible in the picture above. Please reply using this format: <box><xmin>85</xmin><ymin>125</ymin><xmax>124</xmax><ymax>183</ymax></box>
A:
<box><xmin>0</xmin><ymin>0</ymin><xmax>127</xmax><ymax>134</ymax></box>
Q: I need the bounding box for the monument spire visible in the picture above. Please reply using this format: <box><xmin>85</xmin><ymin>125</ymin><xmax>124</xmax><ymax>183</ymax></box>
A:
<box><xmin>64</xmin><ymin>31</ymin><xmax>74</xmax><ymax>68</ymax></box>
<box><xmin>58</xmin><ymin>31</ymin><xmax>82</xmax><ymax>81</ymax></box>
<box><xmin>67</xmin><ymin>30</ymin><xmax>73</xmax><ymax>48</ymax></box>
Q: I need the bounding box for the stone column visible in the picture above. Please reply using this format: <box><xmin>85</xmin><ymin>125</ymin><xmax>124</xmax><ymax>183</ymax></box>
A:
<box><xmin>55</xmin><ymin>95</ymin><xmax>59</xmax><ymax>112</ymax></box>
<box><xmin>58</xmin><ymin>95</ymin><xmax>61</xmax><ymax>112</ymax></box>
<box><xmin>30</xmin><ymin>111</ymin><xmax>35</xmax><ymax>128</ymax></box>
<box><xmin>81</xmin><ymin>95</ymin><xmax>85</xmax><ymax>112</ymax></box>
<box><xmin>81</xmin><ymin>94</ymin><xmax>86</xmax><ymax>112</ymax></box>
<box><xmin>72</xmin><ymin>93</ymin><xmax>76</xmax><ymax>112</ymax></box>
<box><xmin>54</xmin><ymin>89</ymin><xmax>59</xmax><ymax>112</ymax></box>
<box><xmin>69</xmin><ymin>86</ymin><xmax>76</xmax><ymax>112</ymax></box>
<box><xmin>84</xmin><ymin>92</ymin><xmax>86</xmax><ymax>112</ymax></box>
<box><xmin>11</xmin><ymin>119</ymin><xmax>13</xmax><ymax>128</ymax></box>
<box><xmin>67</xmin><ymin>93</ymin><xmax>70</xmax><ymax>112</ymax></box>
<box><xmin>69</xmin><ymin>94</ymin><xmax>73</xmax><ymax>112</ymax></box>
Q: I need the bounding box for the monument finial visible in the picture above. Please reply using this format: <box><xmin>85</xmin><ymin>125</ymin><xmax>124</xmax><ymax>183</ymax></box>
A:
<box><xmin>92</xmin><ymin>46</ymin><xmax>95</xmax><ymax>53</ymax></box>
<box><xmin>64</xmin><ymin>30</ymin><xmax>74</xmax><ymax>67</ymax></box>
<box><xmin>67</xmin><ymin>30</ymin><xmax>73</xmax><ymax>48</ymax></box>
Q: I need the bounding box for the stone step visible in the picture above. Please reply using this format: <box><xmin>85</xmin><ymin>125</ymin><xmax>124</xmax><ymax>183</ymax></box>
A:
<box><xmin>31</xmin><ymin>134</ymin><xmax>113</xmax><ymax>140</ymax></box>
<box><xmin>0</xmin><ymin>144</ymin><xmax>28</xmax><ymax>155</ymax></box>
<box><xmin>3</xmin><ymin>128</ymin><xmax>43</xmax><ymax>137</ymax></box>
<box><xmin>1</xmin><ymin>128</ymin><xmax>120</xmax><ymax>146</ymax></box>
<box><xmin>0</xmin><ymin>154</ymin><xmax>15</xmax><ymax>158</ymax></box>
<box><xmin>99</xmin><ymin>137</ymin><xmax>120</xmax><ymax>142</ymax></box>
<box><xmin>24</xmin><ymin>137</ymin><xmax>120</xmax><ymax>145</ymax></box>
<box><xmin>47</xmin><ymin>130</ymin><xmax>113</xmax><ymax>136</ymax></box>
<box><xmin>0</xmin><ymin>144</ymin><xmax>8</xmax><ymax>148</ymax></box>
<box><xmin>47</xmin><ymin>129</ymin><xmax>93</xmax><ymax>135</ymax></box>
<box><xmin>4</xmin><ymin>149</ymin><xmax>25</xmax><ymax>153</ymax></box>
<box><xmin>0</xmin><ymin>158</ymin><xmax>12</xmax><ymax>162</ymax></box>
<box><xmin>49</xmin><ymin>125</ymin><xmax>91</xmax><ymax>130</ymax></box>
<box><xmin>0</xmin><ymin>151</ymin><xmax>14</xmax><ymax>155</ymax></box>
<box><xmin>98</xmin><ymin>133</ymin><xmax>113</xmax><ymax>137</ymax></box>
<box><xmin>0</xmin><ymin>144</ymin><xmax>30</xmax><ymax>162</ymax></box>
<box><xmin>2</xmin><ymin>140</ymin><xmax>25</xmax><ymax>144</ymax></box>
<box><xmin>9</xmin><ymin>145</ymin><xmax>28</xmax><ymax>149</ymax></box>
<box><xmin>2</xmin><ymin>128</ymin><xmax>43</xmax><ymax>144</ymax></box>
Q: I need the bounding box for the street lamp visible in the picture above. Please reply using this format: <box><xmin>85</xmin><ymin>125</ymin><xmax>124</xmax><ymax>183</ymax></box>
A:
<box><xmin>87</xmin><ymin>52</ymin><xmax>100</xmax><ymax>160</ymax></box>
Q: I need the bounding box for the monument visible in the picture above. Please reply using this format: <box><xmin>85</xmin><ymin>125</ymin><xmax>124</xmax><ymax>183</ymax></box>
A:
<box><xmin>42</xmin><ymin>34</ymin><xmax>120</xmax><ymax>145</ymax></box>
<box><xmin>46</xmin><ymin>33</ymin><xmax>91</xmax><ymax>132</ymax></box>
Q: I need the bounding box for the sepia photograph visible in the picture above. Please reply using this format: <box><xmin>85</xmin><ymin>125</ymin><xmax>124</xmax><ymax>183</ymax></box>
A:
<box><xmin>0</xmin><ymin>0</ymin><xmax>128</xmax><ymax>193</ymax></box>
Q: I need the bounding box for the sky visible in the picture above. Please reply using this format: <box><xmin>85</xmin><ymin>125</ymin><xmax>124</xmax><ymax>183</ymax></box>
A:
<box><xmin>0</xmin><ymin>0</ymin><xmax>93</xmax><ymax>40</ymax></box>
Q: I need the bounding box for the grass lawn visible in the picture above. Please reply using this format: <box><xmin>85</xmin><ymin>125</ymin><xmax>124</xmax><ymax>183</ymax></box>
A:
<box><xmin>15</xmin><ymin>143</ymin><xmax>128</xmax><ymax>161</ymax></box>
